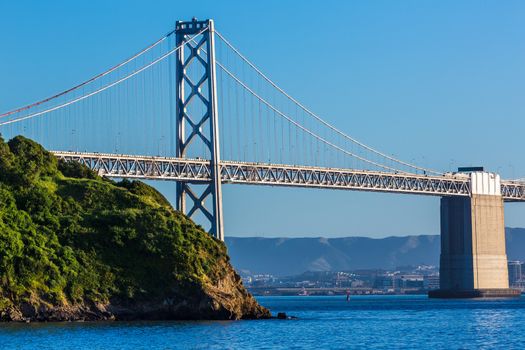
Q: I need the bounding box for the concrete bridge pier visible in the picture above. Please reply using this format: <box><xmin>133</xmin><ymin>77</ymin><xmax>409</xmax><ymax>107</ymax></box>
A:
<box><xmin>429</xmin><ymin>172</ymin><xmax>520</xmax><ymax>298</ymax></box>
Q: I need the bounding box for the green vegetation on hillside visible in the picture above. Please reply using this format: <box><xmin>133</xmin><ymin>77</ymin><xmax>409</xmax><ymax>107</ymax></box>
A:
<box><xmin>0</xmin><ymin>136</ymin><xmax>228</xmax><ymax>310</ymax></box>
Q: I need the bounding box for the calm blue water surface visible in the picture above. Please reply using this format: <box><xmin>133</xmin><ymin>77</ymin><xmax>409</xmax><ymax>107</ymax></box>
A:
<box><xmin>1</xmin><ymin>295</ymin><xmax>524</xmax><ymax>349</ymax></box>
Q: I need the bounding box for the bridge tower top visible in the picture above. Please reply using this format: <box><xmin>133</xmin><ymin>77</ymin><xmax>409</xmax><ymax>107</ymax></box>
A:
<box><xmin>175</xmin><ymin>18</ymin><xmax>214</xmax><ymax>34</ymax></box>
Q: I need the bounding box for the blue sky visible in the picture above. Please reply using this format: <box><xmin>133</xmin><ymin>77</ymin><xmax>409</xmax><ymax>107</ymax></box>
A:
<box><xmin>1</xmin><ymin>0</ymin><xmax>524</xmax><ymax>237</ymax></box>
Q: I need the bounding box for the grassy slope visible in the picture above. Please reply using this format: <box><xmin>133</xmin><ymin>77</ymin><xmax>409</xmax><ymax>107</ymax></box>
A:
<box><xmin>0</xmin><ymin>136</ymin><xmax>230</xmax><ymax>311</ymax></box>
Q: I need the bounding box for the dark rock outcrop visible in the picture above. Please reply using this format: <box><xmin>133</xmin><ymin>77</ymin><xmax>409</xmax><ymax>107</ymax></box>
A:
<box><xmin>1</xmin><ymin>269</ymin><xmax>270</xmax><ymax>322</ymax></box>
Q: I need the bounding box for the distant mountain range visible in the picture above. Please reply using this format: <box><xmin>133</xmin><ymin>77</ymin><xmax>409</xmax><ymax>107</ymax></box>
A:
<box><xmin>225</xmin><ymin>228</ymin><xmax>525</xmax><ymax>276</ymax></box>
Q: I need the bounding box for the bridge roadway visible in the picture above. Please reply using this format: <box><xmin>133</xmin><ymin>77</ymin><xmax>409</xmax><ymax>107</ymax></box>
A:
<box><xmin>52</xmin><ymin>151</ymin><xmax>525</xmax><ymax>201</ymax></box>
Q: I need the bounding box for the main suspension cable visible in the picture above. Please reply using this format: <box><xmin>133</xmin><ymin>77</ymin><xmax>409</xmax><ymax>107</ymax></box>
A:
<box><xmin>217</xmin><ymin>62</ymin><xmax>404</xmax><ymax>173</ymax></box>
<box><xmin>215</xmin><ymin>30</ymin><xmax>441</xmax><ymax>176</ymax></box>
<box><xmin>0</xmin><ymin>30</ymin><xmax>177</xmax><ymax>119</ymax></box>
<box><xmin>0</xmin><ymin>28</ymin><xmax>207</xmax><ymax>127</ymax></box>
<box><xmin>188</xmin><ymin>34</ymin><xmax>408</xmax><ymax>173</ymax></box>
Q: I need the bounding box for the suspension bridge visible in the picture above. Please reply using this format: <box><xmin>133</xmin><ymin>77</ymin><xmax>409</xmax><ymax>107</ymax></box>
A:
<box><xmin>1</xmin><ymin>18</ymin><xmax>523</xmax><ymax>297</ymax></box>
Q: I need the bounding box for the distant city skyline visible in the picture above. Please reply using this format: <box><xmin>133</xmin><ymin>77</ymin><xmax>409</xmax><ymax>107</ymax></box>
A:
<box><xmin>1</xmin><ymin>0</ymin><xmax>524</xmax><ymax>237</ymax></box>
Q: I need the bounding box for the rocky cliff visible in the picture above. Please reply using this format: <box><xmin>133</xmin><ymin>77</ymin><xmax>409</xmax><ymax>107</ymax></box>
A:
<box><xmin>0</xmin><ymin>136</ymin><xmax>269</xmax><ymax>321</ymax></box>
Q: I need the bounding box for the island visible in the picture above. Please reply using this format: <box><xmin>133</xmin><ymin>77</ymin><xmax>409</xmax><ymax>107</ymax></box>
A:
<box><xmin>0</xmin><ymin>136</ymin><xmax>270</xmax><ymax>321</ymax></box>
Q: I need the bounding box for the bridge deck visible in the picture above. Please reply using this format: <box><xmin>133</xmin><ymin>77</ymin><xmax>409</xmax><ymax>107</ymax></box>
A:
<box><xmin>52</xmin><ymin>151</ymin><xmax>525</xmax><ymax>201</ymax></box>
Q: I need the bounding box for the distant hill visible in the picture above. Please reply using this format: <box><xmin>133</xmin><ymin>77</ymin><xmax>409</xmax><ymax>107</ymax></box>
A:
<box><xmin>226</xmin><ymin>228</ymin><xmax>525</xmax><ymax>276</ymax></box>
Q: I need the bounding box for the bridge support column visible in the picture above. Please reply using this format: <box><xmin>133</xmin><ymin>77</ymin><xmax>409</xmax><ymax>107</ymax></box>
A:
<box><xmin>430</xmin><ymin>172</ymin><xmax>520</xmax><ymax>298</ymax></box>
<box><xmin>174</xmin><ymin>18</ymin><xmax>224</xmax><ymax>241</ymax></box>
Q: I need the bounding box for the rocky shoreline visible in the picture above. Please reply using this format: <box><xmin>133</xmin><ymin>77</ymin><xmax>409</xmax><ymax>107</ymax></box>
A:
<box><xmin>1</xmin><ymin>266</ymin><xmax>270</xmax><ymax>322</ymax></box>
<box><xmin>1</xmin><ymin>299</ymin><xmax>270</xmax><ymax>322</ymax></box>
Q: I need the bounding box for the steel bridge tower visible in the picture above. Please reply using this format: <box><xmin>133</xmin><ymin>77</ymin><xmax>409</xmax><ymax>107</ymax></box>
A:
<box><xmin>175</xmin><ymin>18</ymin><xmax>224</xmax><ymax>241</ymax></box>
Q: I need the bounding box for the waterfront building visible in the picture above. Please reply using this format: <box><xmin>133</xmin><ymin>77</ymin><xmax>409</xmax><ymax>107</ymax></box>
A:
<box><xmin>423</xmin><ymin>274</ymin><xmax>440</xmax><ymax>290</ymax></box>
<box><xmin>508</xmin><ymin>261</ymin><xmax>522</xmax><ymax>287</ymax></box>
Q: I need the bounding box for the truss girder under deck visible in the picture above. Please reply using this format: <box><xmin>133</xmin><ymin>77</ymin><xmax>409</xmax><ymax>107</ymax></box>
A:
<box><xmin>51</xmin><ymin>151</ymin><xmax>525</xmax><ymax>202</ymax></box>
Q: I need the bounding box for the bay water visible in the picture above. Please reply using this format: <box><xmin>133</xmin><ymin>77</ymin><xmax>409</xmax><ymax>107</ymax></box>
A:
<box><xmin>1</xmin><ymin>295</ymin><xmax>524</xmax><ymax>349</ymax></box>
